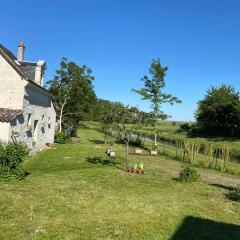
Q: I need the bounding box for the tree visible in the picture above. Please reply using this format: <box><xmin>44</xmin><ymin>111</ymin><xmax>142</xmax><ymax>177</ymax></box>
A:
<box><xmin>48</xmin><ymin>58</ymin><xmax>96</xmax><ymax>131</ymax></box>
<box><xmin>48</xmin><ymin>58</ymin><xmax>73</xmax><ymax>132</ymax></box>
<box><xmin>196</xmin><ymin>84</ymin><xmax>240</xmax><ymax>136</ymax></box>
<box><xmin>111</xmin><ymin>105</ymin><xmax>146</xmax><ymax>169</ymax></box>
<box><xmin>133</xmin><ymin>59</ymin><xmax>181</xmax><ymax>146</ymax></box>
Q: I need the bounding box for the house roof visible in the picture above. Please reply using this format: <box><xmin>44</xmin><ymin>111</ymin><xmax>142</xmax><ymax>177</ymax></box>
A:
<box><xmin>0</xmin><ymin>44</ymin><xmax>49</xmax><ymax>94</ymax></box>
<box><xmin>0</xmin><ymin>108</ymin><xmax>23</xmax><ymax>123</ymax></box>
<box><xmin>19</xmin><ymin>61</ymin><xmax>37</xmax><ymax>82</ymax></box>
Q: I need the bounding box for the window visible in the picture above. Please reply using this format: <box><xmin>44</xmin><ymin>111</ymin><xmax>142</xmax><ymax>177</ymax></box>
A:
<box><xmin>41</xmin><ymin>115</ymin><xmax>45</xmax><ymax>127</ymax></box>
<box><xmin>27</xmin><ymin>114</ymin><xmax>32</xmax><ymax>130</ymax></box>
<box><xmin>33</xmin><ymin>120</ymin><xmax>38</xmax><ymax>145</ymax></box>
<box><xmin>48</xmin><ymin>117</ymin><xmax>51</xmax><ymax>129</ymax></box>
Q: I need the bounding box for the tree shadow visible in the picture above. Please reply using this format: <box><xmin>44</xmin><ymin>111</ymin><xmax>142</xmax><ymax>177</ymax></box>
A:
<box><xmin>225</xmin><ymin>191</ymin><xmax>240</xmax><ymax>202</ymax></box>
<box><xmin>209</xmin><ymin>183</ymin><xmax>234</xmax><ymax>191</ymax></box>
<box><xmin>86</xmin><ymin>157</ymin><xmax>121</xmax><ymax>169</ymax></box>
<box><xmin>170</xmin><ymin>216</ymin><xmax>240</xmax><ymax>240</ymax></box>
<box><xmin>89</xmin><ymin>139</ymin><xmax>105</xmax><ymax>144</ymax></box>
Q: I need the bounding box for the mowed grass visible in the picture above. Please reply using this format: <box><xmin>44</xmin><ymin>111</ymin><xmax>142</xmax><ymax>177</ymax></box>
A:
<box><xmin>0</xmin><ymin>126</ymin><xmax>240</xmax><ymax>239</ymax></box>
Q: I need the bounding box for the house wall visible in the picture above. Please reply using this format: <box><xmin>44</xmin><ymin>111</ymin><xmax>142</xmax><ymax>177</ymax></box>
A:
<box><xmin>11</xmin><ymin>82</ymin><xmax>56</xmax><ymax>152</ymax></box>
<box><xmin>0</xmin><ymin>55</ymin><xmax>26</xmax><ymax>109</ymax></box>
<box><xmin>0</xmin><ymin>122</ymin><xmax>10</xmax><ymax>142</ymax></box>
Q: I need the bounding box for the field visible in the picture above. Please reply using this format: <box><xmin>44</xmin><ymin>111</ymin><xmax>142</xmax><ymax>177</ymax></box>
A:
<box><xmin>133</xmin><ymin>121</ymin><xmax>240</xmax><ymax>163</ymax></box>
<box><xmin>0</xmin><ymin>123</ymin><xmax>240</xmax><ymax>239</ymax></box>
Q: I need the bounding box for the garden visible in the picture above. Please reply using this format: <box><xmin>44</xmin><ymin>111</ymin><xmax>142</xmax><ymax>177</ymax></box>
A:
<box><xmin>0</xmin><ymin>124</ymin><xmax>239</xmax><ymax>239</ymax></box>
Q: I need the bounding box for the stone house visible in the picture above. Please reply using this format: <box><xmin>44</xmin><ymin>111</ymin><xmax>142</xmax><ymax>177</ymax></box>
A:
<box><xmin>0</xmin><ymin>41</ymin><xmax>56</xmax><ymax>151</ymax></box>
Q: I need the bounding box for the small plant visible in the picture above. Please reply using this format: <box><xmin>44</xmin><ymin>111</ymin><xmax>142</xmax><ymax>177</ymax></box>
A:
<box><xmin>54</xmin><ymin>131</ymin><xmax>67</xmax><ymax>144</ymax></box>
<box><xmin>139</xmin><ymin>162</ymin><xmax>144</xmax><ymax>174</ymax></box>
<box><xmin>133</xmin><ymin>162</ymin><xmax>138</xmax><ymax>172</ymax></box>
<box><xmin>221</xmin><ymin>147</ymin><xmax>232</xmax><ymax>172</ymax></box>
<box><xmin>128</xmin><ymin>162</ymin><xmax>134</xmax><ymax>173</ymax></box>
<box><xmin>178</xmin><ymin>165</ymin><xmax>199</xmax><ymax>182</ymax></box>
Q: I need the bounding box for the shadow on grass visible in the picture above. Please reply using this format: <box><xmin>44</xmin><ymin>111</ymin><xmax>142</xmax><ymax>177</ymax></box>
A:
<box><xmin>170</xmin><ymin>216</ymin><xmax>240</xmax><ymax>240</ymax></box>
<box><xmin>89</xmin><ymin>139</ymin><xmax>105</xmax><ymax>145</ymax></box>
<box><xmin>86</xmin><ymin>157</ymin><xmax>122</xmax><ymax>170</ymax></box>
<box><xmin>209</xmin><ymin>183</ymin><xmax>234</xmax><ymax>191</ymax></box>
<box><xmin>225</xmin><ymin>192</ymin><xmax>240</xmax><ymax>202</ymax></box>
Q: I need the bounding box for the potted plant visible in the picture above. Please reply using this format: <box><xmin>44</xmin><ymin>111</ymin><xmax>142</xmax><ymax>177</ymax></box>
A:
<box><xmin>133</xmin><ymin>162</ymin><xmax>138</xmax><ymax>173</ymax></box>
<box><xmin>139</xmin><ymin>162</ymin><xmax>144</xmax><ymax>174</ymax></box>
<box><xmin>130</xmin><ymin>163</ymin><xmax>134</xmax><ymax>173</ymax></box>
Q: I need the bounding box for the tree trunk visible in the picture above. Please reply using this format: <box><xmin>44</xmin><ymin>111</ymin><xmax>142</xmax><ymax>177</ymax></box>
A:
<box><xmin>154</xmin><ymin>122</ymin><xmax>157</xmax><ymax>146</ymax></box>
<box><xmin>154</xmin><ymin>132</ymin><xmax>157</xmax><ymax>146</ymax></box>
<box><xmin>59</xmin><ymin>108</ymin><xmax>63</xmax><ymax>132</ymax></box>
<box><xmin>125</xmin><ymin>142</ymin><xmax>129</xmax><ymax>169</ymax></box>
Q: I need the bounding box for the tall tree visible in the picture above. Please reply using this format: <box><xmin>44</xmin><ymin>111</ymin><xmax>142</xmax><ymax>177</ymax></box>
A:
<box><xmin>133</xmin><ymin>59</ymin><xmax>181</xmax><ymax>146</ymax></box>
<box><xmin>196</xmin><ymin>84</ymin><xmax>240</xmax><ymax>136</ymax></box>
<box><xmin>48</xmin><ymin>58</ymin><xmax>96</xmax><ymax>131</ymax></box>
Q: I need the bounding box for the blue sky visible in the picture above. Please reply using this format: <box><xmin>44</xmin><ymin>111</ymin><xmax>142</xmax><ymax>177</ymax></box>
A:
<box><xmin>1</xmin><ymin>0</ymin><xmax>240</xmax><ymax>121</ymax></box>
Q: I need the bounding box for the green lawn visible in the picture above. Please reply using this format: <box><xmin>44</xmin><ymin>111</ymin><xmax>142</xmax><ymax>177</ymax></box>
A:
<box><xmin>0</xmin><ymin>125</ymin><xmax>240</xmax><ymax>239</ymax></box>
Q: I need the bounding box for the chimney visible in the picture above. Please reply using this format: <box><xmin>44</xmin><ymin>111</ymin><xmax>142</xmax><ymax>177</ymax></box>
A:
<box><xmin>35</xmin><ymin>60</ymin><xmax>45</xmax><ymax>86</ymax></box>
<box><xmin>17</xmin><ymin>41</ymin><xmax>25</xmax><ymax>61</ymax></box>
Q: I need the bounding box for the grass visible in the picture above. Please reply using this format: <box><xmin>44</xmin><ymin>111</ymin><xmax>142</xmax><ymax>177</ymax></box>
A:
<box><xmin>132</xmin><ymin>121</ymin><xmax>240</xmax><ymax>167</ymax></box>
<box><xmin>0</xmin><ymin>123</ymin><xmax>240</xmax><ymax>239</ymax></box>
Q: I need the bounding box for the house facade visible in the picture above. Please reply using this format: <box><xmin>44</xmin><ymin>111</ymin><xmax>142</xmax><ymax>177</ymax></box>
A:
<box><xmin>0</xmin><ymin>41</ymin><xmax>56</xmax><ymax>152</ymax></box>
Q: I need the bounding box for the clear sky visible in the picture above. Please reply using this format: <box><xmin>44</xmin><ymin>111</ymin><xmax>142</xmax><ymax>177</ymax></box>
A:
<box><xmin>1</xmin><ymin>0</ymin><xmax>240</xmax><ymax>121</ymax></box>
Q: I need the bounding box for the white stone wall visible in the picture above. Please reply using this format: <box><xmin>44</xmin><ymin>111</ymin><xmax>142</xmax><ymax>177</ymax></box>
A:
<box><xmin>0</xmin><ymin>55</ymin><xmax>56</xmax><ymax>151</ymax></box>
<box><xmin>0</xmin><ymin>122</ymin><xmax>11</xmax><ymax>142</ymax></box>
<box><xmin>0</xmin><ymin>55</ymin><xmax>26</xmax><ymax>109</ymax></box>
<box><xmin>11</xmin><ymin>82</ymin><xmax>56</xmax><ymax>152</ymax></box>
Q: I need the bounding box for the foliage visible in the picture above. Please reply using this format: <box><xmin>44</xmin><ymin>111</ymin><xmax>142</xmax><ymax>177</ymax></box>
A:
<box><xmin>139</xmin><ymin>162</ymin><xmax>144</xmax><ymax>170</ymax></box>
<box><xmin>1</xmin><ymin>125</ymin><xmax>240</xmax><ymax>239</ymax></box>
<box><xmin>178</xmin><ymin>165</ymin><xmax>200</xmax><ymax>182</ymax></box>
<box><xmin>55</xmin><ymin>131</ymin><xmax>68</xmax><ymax>144</ymax></box>
<box><xmin>196</xmin><ymin>84</ymin><xmax>240</xmax><ymax>137</ymax></box>
<box><xmin>179</xmin><ymin>122</ymin><xmax>191</xmax><ymax>132</ymax></box>
<box><xmin>133</xmin><ymin>59</ymin><xmax>181</xmax><ymax>145</ymax></box>
<box><xmin>48</xmin><ymin>58</ymin><xmax>96</xmax><ymax>131</ymax></box>
<box><xmin>0</xmin><ymin>166</ymin><xmax>26</xmax><ymax>181</ymax></box>
<box><xmin>129</xmin><ymin>137</ymin><xmax>144</xmax><ymax>148</ymax></box>
<box><xmin>110</xmin><ymin>105</ymin><xmax>147</xmax><ymax>168</ymax></box>
<box><xmin>0</xmin><ymin>142</ymin><xmax>29</xmax><ymax>181</ymax></box>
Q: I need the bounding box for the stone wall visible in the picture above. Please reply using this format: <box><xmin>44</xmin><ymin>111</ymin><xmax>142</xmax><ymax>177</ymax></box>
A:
<box><xmin>0</xmin><ymin>55</ymin><xmax>26</xmax><ymax>109</ymax></box>
<box><xmin>11</xmin><ymin>82</ymin><xmax>56</xmax><ymax>152</ymax></box>
<box><xmin>0</xmin><ymin>122</ymin><xmax>10</xmax><ymax>142</ymax></box>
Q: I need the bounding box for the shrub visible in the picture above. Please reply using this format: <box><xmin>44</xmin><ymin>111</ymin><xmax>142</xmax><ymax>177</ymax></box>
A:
<box><xmin>129</xmin><ymin>138</ymin><xmax>144</xmax><ymax>148</ymax></box>
<box><xmin>0</xmin><ymin>142</ymin><xmax>29</xmax><ymax>181</ymax></box>
<box><xmin>55</xmin><ymin>131</ymin><xmax>67</xmax><ymax>144</ymax></box>
<box><xmin>178</xmin><ymin>165</ymin><xmax>200</xmax><ymax>182</ymax></box>
<box><xmin>179</xmin><ymin>123</ymin><xmax>191</xmax><ymax>132</ymax></box>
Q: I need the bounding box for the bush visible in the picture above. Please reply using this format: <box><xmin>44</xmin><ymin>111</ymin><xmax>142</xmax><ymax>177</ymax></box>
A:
<box><xmin>129</xmin><ymin>138</ymin><xmax>144</xmax><ymax>148</ymax></box>
<box><xmin>0</xmin><ymin>142</ymin><xmax>29</xmax><ymax>181</ymax></box>
<box><xmin>55</xmin><ymin>132</ymin><xmax>67</xmax><ymax>144</ymax></box>
<box><xmin>179</xmin><ymin>123</ymin><xmax>191</xmax><ymax>132</ymax></box>
<box><xmin>178</xmin><ymin>165</ymin><xmax>200</xmax><ymax>182</ymax></box>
